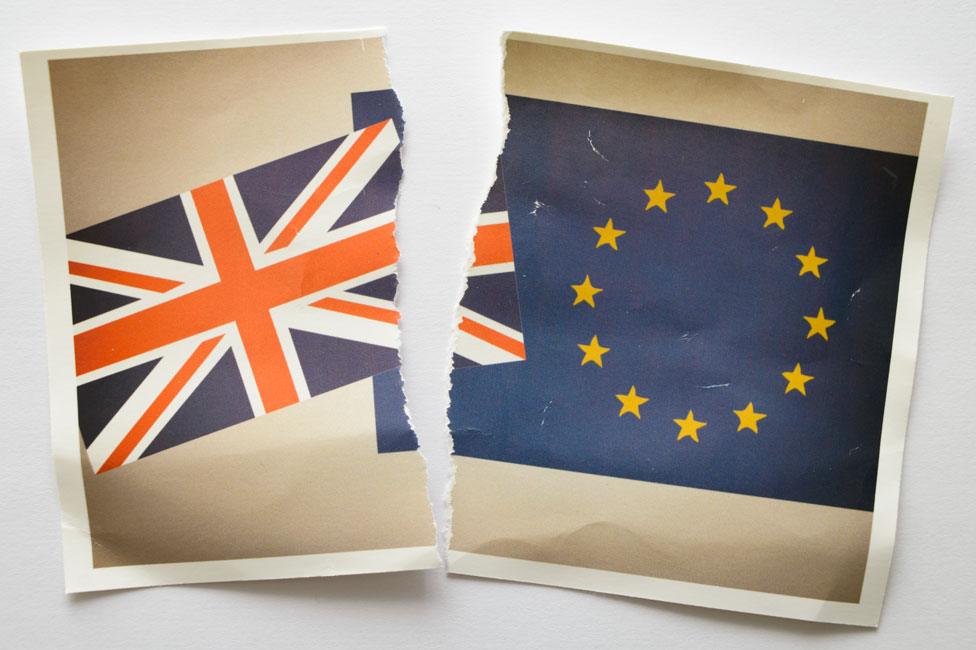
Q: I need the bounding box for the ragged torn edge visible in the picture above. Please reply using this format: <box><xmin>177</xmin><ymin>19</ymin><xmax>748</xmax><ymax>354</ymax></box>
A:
<box><xmin>442</xmin><ymin>32</ymin><xmax>521</xmax><ymax>555</ymax></box>
<box><xmin>378</xmin><ymin>33</ymin><xmax>442</xmax><ymax>565</ymax></box>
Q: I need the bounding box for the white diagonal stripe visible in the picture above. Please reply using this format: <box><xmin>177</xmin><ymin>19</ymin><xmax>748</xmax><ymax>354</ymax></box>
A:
<box><xmin>125</xmin><ymin>335</ymin><xmax>231</xmax><ymax>465</ymax></box>
<box><xmin>259</xmin><ymin>121</ymin><xmax>400</xmax><ymax>255</ymax></box>
<box><xmin>84</xmin><ymin>332</ymin><xmax>226</xmax><ymax>471</ymax></box>
<box><xmin>223</xmin><ymin>176</ymin><xmax>266</xmax><ymax>269</ymax></box>
<box><xmin>224</xmin><ymin>324</ymin><xmax>266</xmax><ymax>418</ymax></box>
<box><xmin>274</xmin><ymin>301</ymin><xmax>398</xmax><ymax>350</ymax></box>
<box><xmin>258</xmin><ymin>210</ymin><xmax>396</xmax><ymax>269</ymax></box>
<box><xmin>67</xmin><ymin>239</ymin><xmax>208</xmax><ymax>286</ymax></box>
<box><xmin>180</xmin><ymin>192</ymin><xmax>217</xmax><ymax>272</ymax></box>
<box><xmin>467</xmin><ymin>262</ymin><xmax>515</xmax><ymax>277</ymax></box>
<box><xmin>455</xmin><ymin>332</ymin><xmax>523</xmax><ymax>366</ymax></box>
<box><xmin>459</xmin><ymin>306</ymin><xmax>524</xmax><ymax>342</ymax></box>
<box><xmin>68</xmin><ymin>275</ymin><xmax>158</xmax><ymax>302</ymax></box>
<box><xmin>478</xmin><ymin>210</ymin><xmax>510</xmax><ymax>226</ymax></box>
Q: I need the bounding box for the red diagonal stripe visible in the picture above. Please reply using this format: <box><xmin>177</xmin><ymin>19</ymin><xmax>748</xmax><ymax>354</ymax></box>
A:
<box><xmin>310</xmin><ymin>297</ymin><xmax>399</xmax><ymax>324</ymax></box>
<box><xmin>97</xmin><ymin>336</ymin><xmax>222</xmax><ymax>473</ymax></box>
<box><xmin>68</xmin><ymin>261</ymin><xmax>181</xmax><ymax>293</ymax></box>
<box><xmin>459</xmin><ymin>317</ymin><xmax>526</xmax><ymax>359</ymax></box>
<box><xmin>267</xmin><ymin>120</ymin><xmax>390</xmax><ymax>252</ymax></box>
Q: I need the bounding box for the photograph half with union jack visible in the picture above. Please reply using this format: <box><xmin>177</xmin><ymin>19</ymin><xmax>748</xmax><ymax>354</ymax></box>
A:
<box><xmin>447</xmin><ymin>33</ymin><xmax>950</xmax><ymax>624</ymax></box>
<box><xmin>30</xmin><ymin>34</ymin><xmax>437</xmax><ymax>592</ymax></box>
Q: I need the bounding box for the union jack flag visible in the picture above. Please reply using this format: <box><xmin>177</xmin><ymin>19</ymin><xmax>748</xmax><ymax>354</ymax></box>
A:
<box><xmin>69</xmin><ymin>117</ymin><xmax>404</xmax><ymax>473</ymax></box>
<box><xmin>453</xmin><ymin>164</ymin><xmax>526</xmax><ymax>368</ymax></box>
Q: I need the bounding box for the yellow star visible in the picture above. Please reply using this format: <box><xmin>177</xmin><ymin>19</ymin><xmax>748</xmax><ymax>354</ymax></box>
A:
<box><xmin>760</xmin><ymin>198</ymin><xmax>793</xmax><ymax>230</ymax></box>
<box><xmin>804</xmin><ymin>307</ymin><xmax>836</xmax><ymax>341</ymax></box>
<box><xmin>796</xmin><ymin>246</ymin><xmax>828</xmax><ymax>278</ymax></box>
<box><xmin>616</xmin><ymin>386</ymin><xmax>649</xmax><ymax>419</ymax></box>
<box><xmin>643</xmin><ymin>180</ymin><xmax>676</xmax><ymax>213</ymax></box>
<box><xmin>578</xmin><ymin>335</ymin><xmax>610</xmax><ymax>367</ymax></box>
<box><xmin>782</xmin><ymin>363</ymin><xmax>814</xmax><ymax>396</ymax></box>
<box><xmin>571</xmin><ymin>275</ymin><xmax>603</xmax><ymax>308</ymax></box>
<box><xmin>593</xmin><ymin>218</ymin><xmax>626</xmax><ymax>250</ymax></box>
<box><xmin>704</xmin><ymin>173</ymin><xmax>737</xmax><ymax>205</ymax></box>
<box><xmin>674</xmin><ymin>410</ymin><xmax>706</xmax><ymax>443</ymax></box>
<box><xmin>733</xmin><ymin>402</ymin><xmax>767</xmax><ymax>433</ymax></box>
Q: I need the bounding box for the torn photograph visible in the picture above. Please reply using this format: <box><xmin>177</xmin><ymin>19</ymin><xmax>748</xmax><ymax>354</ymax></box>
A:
<box><xmin>22</xmin><ymin>31</ymin><xmax>437</xmax><ymax>592</ymax></box>
<box><xmin>447</xmin><ymin>32</ymin><xmax>951</xmax><ymax>625</ymax></box>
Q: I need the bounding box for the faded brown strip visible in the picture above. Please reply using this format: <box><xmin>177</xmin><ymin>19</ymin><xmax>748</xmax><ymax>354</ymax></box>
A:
<box><xmin>450</xmin><ymin>457</ymin><xmax>871</xmax><ymax>603</ymax></box>
<box><xmin>49</xmin><ymin>38</ymin><xmax>391</xmax><ymax>232</ymax></box>
<box><xmin>84</xmin><ymin>379</ymin><xmax>433</xmax><ymax>567</ymax></box>
<box><xmin>505</xmin><ymin>38</ymin><xmax>926</xmax><ymax>156</ymax></box>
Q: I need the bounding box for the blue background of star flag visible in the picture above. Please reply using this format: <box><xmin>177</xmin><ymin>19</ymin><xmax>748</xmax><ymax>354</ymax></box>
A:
<box><xmin>449</xmin><ymin>96</ymin><xmax>919</xmax><ymax>511</ymax></box>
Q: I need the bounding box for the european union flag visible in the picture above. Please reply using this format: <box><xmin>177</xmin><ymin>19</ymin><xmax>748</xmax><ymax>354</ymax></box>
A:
<box><xmin>449</xmin><ymin>95</ymin><xmax>918</xmax><ymax>512</ymax></box>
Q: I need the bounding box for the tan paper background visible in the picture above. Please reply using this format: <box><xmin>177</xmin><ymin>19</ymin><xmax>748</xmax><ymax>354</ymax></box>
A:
<box><xmin>451</xmin><ymin>457</ymin><xmax>871</xmax><ymax>602</ymax></box>
<box><xmin>505</xmin><ymin>38</ymin><xmax>926</xmax><ymax>156</ymax></box>
<box><xmin>50</xmin><ymin>39</ymin><xmax>391</xmax><ymax>231</ymax></box>
<box><xmin>85</xmin><ymin>380</ymin><xmax>433</xmax><ymax>567</ymax></box>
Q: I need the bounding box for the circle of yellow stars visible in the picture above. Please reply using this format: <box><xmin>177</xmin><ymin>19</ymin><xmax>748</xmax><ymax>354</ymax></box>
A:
<box><xmin>567</xmin><ymin>172</ymin><xmax>835</xmax><ymax>445</ymax></box>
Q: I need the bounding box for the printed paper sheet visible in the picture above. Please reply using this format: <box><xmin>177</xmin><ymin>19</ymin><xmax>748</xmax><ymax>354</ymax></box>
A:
<box><xmin>22</xmin><ymin>31</ymin><xmax>438</xmax><ymax>592</ymax></box>
<box><xmin>447</xmin><ymin>32</ymin><xmax>951</xmax><ymax>626</ymax></box>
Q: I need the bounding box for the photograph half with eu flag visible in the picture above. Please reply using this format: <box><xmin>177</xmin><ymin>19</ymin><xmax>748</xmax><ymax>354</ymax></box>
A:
<box><xmin>447</xmin><ymin>32</ymin><xmax>951</xmax><ymax>626</ymax></box>
<box><xmin>23</xmin><ymin>31</ymin><xmax>437</xmax><ymax>593</ymax></box>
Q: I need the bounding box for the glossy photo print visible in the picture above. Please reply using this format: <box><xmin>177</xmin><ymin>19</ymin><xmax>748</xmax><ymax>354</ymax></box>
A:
<box><xmin>22</xmin><ymin>31</ymin><xmax>437</xmax><ymax>592</ymax></box>
<box><xmin>447</xmin><ymin>32</ymin><xmax>951</xmax><ymax>626</ymax></box>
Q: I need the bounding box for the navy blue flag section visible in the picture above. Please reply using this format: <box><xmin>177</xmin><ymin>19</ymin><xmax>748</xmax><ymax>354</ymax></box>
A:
<box><xmin>450</xmin><ymin>95</ymin><xmax>918</xmax><ymax>512</ymax></box>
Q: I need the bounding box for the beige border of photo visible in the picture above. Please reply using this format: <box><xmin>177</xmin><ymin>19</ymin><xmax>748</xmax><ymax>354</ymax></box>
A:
<box><xmin>22</xmin><ymin>30</ymin><xmax>439</xmax><ymax>593</ymax></box>
<box><xmin>447</xmin><ymin>31</ymin><xmax>952</xmax><ymax>627</ymax></box>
